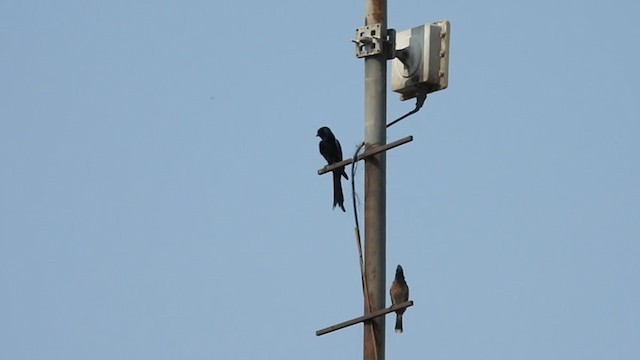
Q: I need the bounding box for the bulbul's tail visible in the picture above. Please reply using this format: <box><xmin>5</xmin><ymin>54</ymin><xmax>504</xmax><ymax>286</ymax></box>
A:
<box><xmin>395</xmin><ymin>313</ymin><xmax>403</xmax><ymax>333</ymax></box>
<box><xmin>332</xmin><ymin>171</ymin><xmax>345</xmax><ymax>212</ymax></box>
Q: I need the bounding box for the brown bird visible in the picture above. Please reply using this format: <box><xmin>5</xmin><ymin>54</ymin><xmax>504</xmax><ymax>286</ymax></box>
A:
<box><xmin>390</xmin><ymin>265</ymin><xmax>409</xmax><ymax>333</ymax></box>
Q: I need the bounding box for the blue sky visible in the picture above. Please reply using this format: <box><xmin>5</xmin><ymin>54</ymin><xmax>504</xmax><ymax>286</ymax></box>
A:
<box><xmin>1</xmin><ymin>1</ymin><xmax>639</xmax><ymax>359</ymax></box>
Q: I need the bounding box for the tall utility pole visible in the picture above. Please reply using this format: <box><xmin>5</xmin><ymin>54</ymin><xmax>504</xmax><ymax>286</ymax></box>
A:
<box><xmin>363</xmin><ymin>0</ymin><xmax>387</xmax><ymax>358</ymax></box>
<box><xmin>315</xmin><ymin>3</ymin><xmax>449</xmax><ymax>359</ymax></box>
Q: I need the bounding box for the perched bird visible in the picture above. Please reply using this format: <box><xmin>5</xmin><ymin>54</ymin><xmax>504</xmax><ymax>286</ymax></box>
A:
<box><xmin>317</xmin><ymin>126</ymin><xmax>348</xmax><ymax>212</ymax></box>
<box><xmin>390</xmin><ymin>265</ymin><xmax>410</xmax><ymax>333</ymax></box>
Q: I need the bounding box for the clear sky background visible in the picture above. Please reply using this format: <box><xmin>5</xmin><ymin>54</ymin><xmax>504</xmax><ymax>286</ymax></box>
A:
<box><xmin>1</xmin><ymin>1</ymin><xmax>639</xmax><ymax>359</ymax></box>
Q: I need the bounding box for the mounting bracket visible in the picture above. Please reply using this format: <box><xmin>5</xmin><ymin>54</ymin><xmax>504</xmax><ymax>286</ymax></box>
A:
<box><xmin>353</xmin><ymin>24</ymin><xmax>383</xmax><ymax>58</ymax></box>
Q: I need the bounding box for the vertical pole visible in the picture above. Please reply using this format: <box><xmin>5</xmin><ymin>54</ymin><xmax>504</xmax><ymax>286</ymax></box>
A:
<box><xmin>363</xmin><ymin>0</ymin><xmax>387</xmax><ymax>359</ymax></box>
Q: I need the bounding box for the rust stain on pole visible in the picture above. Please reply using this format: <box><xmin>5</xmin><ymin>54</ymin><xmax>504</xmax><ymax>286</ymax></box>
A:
<box><xmin>366</xmin><ymin>0</ymin><xmax>384</xmax><ymax>24</ymax></box>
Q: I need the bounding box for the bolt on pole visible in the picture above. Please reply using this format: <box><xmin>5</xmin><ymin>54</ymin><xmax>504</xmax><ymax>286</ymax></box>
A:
<box><xmin>363</xmin><ymin>0</ymin><xmax>387</xmax><ymax>358</ymax></box>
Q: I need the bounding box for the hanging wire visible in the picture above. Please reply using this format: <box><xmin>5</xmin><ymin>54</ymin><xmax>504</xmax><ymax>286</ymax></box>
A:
<box><xmin>349</xmin><ymin>142</ymin><xmax>378</xmax><ymax>360</ymax></box>
<box><xmin>386</xmin><ymin>92</ymin><xmax>427</xmax><ymax>128</ymax></box>
<box><xmin>350</xmin><ymin>142</ymin><xmax>365</xmax><ymax>252</ymax></box>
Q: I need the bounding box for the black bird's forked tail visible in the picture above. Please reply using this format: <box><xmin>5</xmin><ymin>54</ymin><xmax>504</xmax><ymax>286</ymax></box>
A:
<box><xmin>333</xmin><ymin>171</ymin><xmax>345</xmax><ymax>212</ymax></box>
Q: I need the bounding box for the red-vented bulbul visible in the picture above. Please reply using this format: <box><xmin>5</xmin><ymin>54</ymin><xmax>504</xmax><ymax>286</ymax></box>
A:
<box><xmin>390</xmin><ymin>264</ymin><xmax>410</xmax><ymax>333</ymax></box>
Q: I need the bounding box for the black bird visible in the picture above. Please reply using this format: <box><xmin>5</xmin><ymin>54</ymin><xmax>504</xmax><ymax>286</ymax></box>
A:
<box><xmin>390</xmin><ymin>265</ymin><xmax>410</xmax><ymax>333</ymax></box>
<box><xmin>317</xmin><ymin>126</ymin><xmax>348</xmax><ymax>212</ymax></box>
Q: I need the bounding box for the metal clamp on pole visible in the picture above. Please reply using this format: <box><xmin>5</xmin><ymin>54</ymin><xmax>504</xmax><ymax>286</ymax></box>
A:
<box><xmin>385</xmin><ymin>28</ymin><xmax>396</xmax><ymax>59</ymax></box>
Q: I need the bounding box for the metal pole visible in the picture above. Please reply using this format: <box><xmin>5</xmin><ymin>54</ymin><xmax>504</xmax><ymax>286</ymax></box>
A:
<box><xmin>363</xmin><ymin>0</ymin><xmax>387</xmax><ymax>358</ymax></box>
